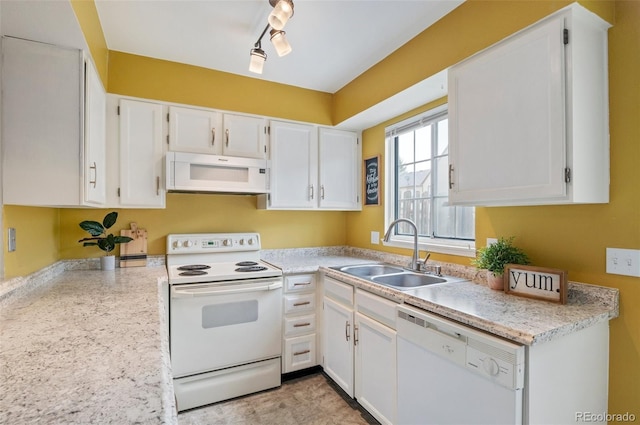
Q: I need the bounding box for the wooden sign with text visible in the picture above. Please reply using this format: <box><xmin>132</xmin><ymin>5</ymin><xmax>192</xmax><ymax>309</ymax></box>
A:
<box><xmin>504</xmin><ymin>264</ymin><xmax>567</xmax><ymax>304</ymax></box>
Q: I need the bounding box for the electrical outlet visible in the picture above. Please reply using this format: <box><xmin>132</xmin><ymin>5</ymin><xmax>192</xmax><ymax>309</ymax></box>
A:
<box><xmin>371</xmin><ymin>231</ymin><xmax>380</xmax><ymax>245</ymax></box>
<box><xmin>8</xmin><ymin>228</ymin><xmax>16</xmax><ymax>252</ymax></box>
<box><xmin>606</xmin><ymin>248</ymin><xmax>640</xmax><ymax>277</ymax></box>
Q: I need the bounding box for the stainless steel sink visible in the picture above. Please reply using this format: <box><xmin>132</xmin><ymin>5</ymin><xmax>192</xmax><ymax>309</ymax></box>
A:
<box><xmin>339</xmin><ymin>264</ymin><xmax>404</xmax><ymax>277</ymax></box>
<box><xmin>371</xmin><ymin>273</ymin><xmax>447</xmax><ymax>288</ymax></box>
<box><xmin>332</xmin><ymin>263</ymin><xmax>464</xmax><ymax>291</ymax></box>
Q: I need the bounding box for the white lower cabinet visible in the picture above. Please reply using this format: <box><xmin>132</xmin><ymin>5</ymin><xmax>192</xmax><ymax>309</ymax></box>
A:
<box><xmin>282</xmin><ymin>274</ymin><xmax>319</xmax><ymax>374</ymax></box>
<box><xmin>354</xmin><ymin>290</ymin><xmax>397</xmax><ymax>425</ymax></box>
<box><xmin>322</xmin><ymin>277</ymin><xmax>398</xmax><ymax>424</ymax></box>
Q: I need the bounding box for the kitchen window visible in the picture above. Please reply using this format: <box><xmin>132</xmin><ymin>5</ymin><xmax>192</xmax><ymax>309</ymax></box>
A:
<box><xmin>384</xmin><ymin>104</ymin><xmax>475</xmax><ymax>257</ymax></box>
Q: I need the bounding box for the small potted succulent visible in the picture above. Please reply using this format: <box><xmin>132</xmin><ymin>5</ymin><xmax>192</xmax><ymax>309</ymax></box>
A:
<box><xmin>472</xmin><ymin>236</ymin><xmax>530</xmax><ymax>290</ymax></box>
<box><xmin>78</xmin><ymin>211</ymin><xmax>133</xmax><ymax>270</ymax></box>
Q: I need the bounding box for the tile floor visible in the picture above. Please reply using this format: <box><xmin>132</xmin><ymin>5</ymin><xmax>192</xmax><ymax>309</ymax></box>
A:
<box><xmin>178</xmin><ymin>372</ymin><xmax>379</xmax><ymax>425</ymax></box>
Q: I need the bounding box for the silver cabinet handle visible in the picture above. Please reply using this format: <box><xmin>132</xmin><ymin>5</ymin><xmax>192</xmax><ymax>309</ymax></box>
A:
<box><xmin>321</xmin><ymin>184</ymin><xmax>325</xmax><ymax>200</ymax></box>
<box><xmin>293</xmin><ymin>301</ymin><xmax>311</xmax><ymax>306</ymax></box>
<box><xmin>293</xmin><ymin>322</ymin><xmax>311</xmax><ymax>328</ymax></box>
<box><xmin>345</xmin><ymin>321</ymin><xmax>350</xmax><ymax>342</ymax></box>
<box><xmin>211</xmin><ymin>128</ymin><xmax>216</xmax><ymax>146</ymax></box>
<box><xmin>293</xmin><ymin>282</ymin><xmax>311</xmax><ymax>287</ymax></box>
<box><xmin>449</xmin><ymin>164</ymin><xmax>454</xmax><ymax>189</ymax></box>
<box><xmin>354</xmin><ymin>324</ymin><xmax>359</xmax><ymax>346</ymax></box>
<box><xmin>89</xmin><ymin>162</ymin><xmax>97</xmax><ymax>188</ymax></box>
<box><xmin>156</xmin><ymin>176</ymin><xmax>160</xmax><ymax>195</ymax></box>
<box><xmin>293</xmin><ymin>349</ymin><xmax>311</xmax><ymax>356</ymax></box>
<box><xmin>225</xmin><ymin>128</ymin><xmax>229</xmax><ymax>147</ymax></box>
<box><xmin>309</xmin><ymin>184</ymin><xmax>314</xmax><ymax>200</ymax></box>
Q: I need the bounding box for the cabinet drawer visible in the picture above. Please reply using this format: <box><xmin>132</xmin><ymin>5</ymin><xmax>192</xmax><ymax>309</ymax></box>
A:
<box><xmin>355</xmin><ymin>289</ymin><xmax>398</xmax><ymax>330</ymax></box>
<box><xmin>284</xmin><ymin>314</ymin><xmax>316</xmax><ymax>337</ymax></box>
<box><xmin>285</xmin><ymin>274</ymin><xmax>316</xmax><ymax>293</ymax></box>
<box><xmin>283</xmin><ymin>334</ymin><xmax>317</xmax><ymax>373</ymax></box>
<box><xmin>323</xmin><ymin>276</ymin><xmax>354</xmax><ymax>306</ymax></box>
<box><xmin>284</xmin><ymin>293</ymin><xmax>316</xmax><ymax>315</ymax></box>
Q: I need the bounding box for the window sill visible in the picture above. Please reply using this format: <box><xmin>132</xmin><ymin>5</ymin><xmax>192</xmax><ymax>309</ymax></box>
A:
<box><xmin>383</xmin><ymin>236</ymin><xmax>476</xmax><ymax>258</ymax></box>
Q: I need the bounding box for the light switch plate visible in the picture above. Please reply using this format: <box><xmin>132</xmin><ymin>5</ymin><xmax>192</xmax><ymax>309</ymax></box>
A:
<box><xmin>487</xmin><ymin>237</ymin><xmax>498</xmax><ymax>246</ymax></box>
<box><xmin>8</xmin><ymin>228</ymin><xmax>16</xmax><ymax>252</ymax></box>
<box><xmin>606</xmin><ymin>248</ymin><xmax>640</xmax><ymax>277</ymax></box>
<box><xmin>371</xmin><ymin>231</ymin><xmax>380</xmax><ymax>245</ymax></box>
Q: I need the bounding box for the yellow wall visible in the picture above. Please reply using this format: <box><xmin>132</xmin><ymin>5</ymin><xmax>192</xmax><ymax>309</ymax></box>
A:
<box><xmin>108</xmin><ymin>51</ymin><xmax>333</xmax><ymax>125</ymax></box>
<box><xmin>2</xmin><ymin>206</ymin><xmax>59</xmax><ymax>279</ymax></box>
<box><xmin>59</xmin><ymin>195</ymin><xmax>348</xmax><ymax>260</ymax></box>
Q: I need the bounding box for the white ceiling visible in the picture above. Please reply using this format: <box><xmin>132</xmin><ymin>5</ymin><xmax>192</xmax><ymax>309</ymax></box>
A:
<box><xmin>93</xmin><ymin>0</ymin><xmax>463</xmax><ymax>94</ymax></box>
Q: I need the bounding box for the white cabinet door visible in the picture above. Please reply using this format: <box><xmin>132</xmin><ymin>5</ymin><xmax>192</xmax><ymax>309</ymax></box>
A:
<box><xmin>222</xmin><ymin>114</ymin><xmax>267</xmax><ymax>159</ymax></box>
<box><xmin>2</xmin><ymin>37</ymin><xmax>87</xmax><ymax>206</ymax></box>
<box><xmin>84</xmin><ymin>58</ymin><xmax>107</xmax><ymax>206</ymax></box>
<box><xmin>168</xmin><ymin>105</ymin><xmax>222</xmax><ymax>154</ymax></box>
<box><xmin>355</xmin><ymin>312</ymin><xmax>397</xmax><ymax>425</ymax></box>
<box><xmin>268</xmin><ymin>120</ymin><xmax>318</xmax><ymax>209</ymax></box>
<box><xmin>449</xmin><ymin>15</ymin><xmax>566</xmax><ymax>205</ymax></box>
<box><xmin>318</xmin><ymin>128</ymin><xmax>361</xmax><ymax>210</ymax></box>
<box><xmin>118</xmin><ymin>99</ymin><xmax>165</xmax><ymax>208</ymax></box>
<box><xmin>448</xmin><ymin>4</ymin><xmax>609</xmax><ymax>206</ymax></box>
<box><xmin>323</xmin><ymin>296</ymin><xmax>354</xmax><ymax>397</ymax></box>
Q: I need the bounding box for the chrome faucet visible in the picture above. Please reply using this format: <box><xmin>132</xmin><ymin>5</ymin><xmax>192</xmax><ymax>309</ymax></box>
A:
<box><xmin>383</xmin><ymin>218</ymin><xmax>430</xmax><ymax>273</ymax></box>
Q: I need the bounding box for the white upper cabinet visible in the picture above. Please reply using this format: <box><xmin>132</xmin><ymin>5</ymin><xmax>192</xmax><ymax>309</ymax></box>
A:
<box><xmin>222</xmin><ymin>113</ymin><xmax>267</xmax><ymax>159</ymax></box>
<box><xmin>318</xmin><ymin>128</ymin><xmax>361</xmax><ymax>210</ymax></box>
<box><xmin>448</xmin><ymin>4</ymin><xmax>610</xmax><ymax>206</ymax></box>
<box><xmin>1</xmin><ymin>37</ymin><xmax>106</xmax><ymax>207</ymax></box>
<box><xmin>167</xmin><ymin>106</ymin><xmax>267</xmax><ymax>159</ymax></box>
<box><xmin>168</xmin><ymin>106</ymin><xmax>222</xmax><ymax>154</ymax></box>
<box><xmin>258</xmin><ymin>123</ymin><xmax>361</xmax><ymax>211</ymax></box>
<box><xmin>265</xmin><ymin>120</ymin><xmax>318</xmax><ymax>209</ymax></box>
<box><xmin>113</xmin><ymin>97</ymin><xmax>166</xmax><ymax>208</ymax></box>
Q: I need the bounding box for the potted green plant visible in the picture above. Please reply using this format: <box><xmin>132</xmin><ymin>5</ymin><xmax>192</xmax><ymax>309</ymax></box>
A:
<box><xmin>472</xmin><ymin>236</ymin><xmax>530</xmax><ymax>290</ymax></box>
<box><xmin>78</xmin><ymin>211</ymin><xmax>133</xmax><ymax>270</ymax></box>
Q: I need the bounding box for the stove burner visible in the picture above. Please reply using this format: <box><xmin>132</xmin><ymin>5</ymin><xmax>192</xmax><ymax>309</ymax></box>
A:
<box><xmin>177</xmin><ymin>264</ymin><xmax>211</xmax><ymax>271</ymax></box>
<box><xmin>235</xmin><ymin>266</ymin><xmax>268</xmax><ymax>272</ymax></box>
<box><xmin>236</xmin><ymin>261</ymin><xmax>259</xmax><ymax>267</ymax></box>
<box><xmin>178</xmin><ymin>270</ymin><xmax>208</xmax><ymax>276</ymax></box>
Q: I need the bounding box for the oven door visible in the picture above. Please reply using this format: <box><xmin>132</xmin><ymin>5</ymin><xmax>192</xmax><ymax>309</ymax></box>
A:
<box><xmin>170</xmin><ymin>278</ymin><xmax>283</xmax><ymax>378</ymax></box>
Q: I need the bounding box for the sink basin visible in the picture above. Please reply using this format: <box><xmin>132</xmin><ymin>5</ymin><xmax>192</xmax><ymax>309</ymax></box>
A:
<box><xmin>339</xmin><ymin>264</ymin><xmax>405</xmax><ymax>277</ymax></box>
<box><xmin>371</xmin><ymin>273</ymin><xmax>447</xmax><ymax>289</ymax></box>
<box><xmin>333</xmin><ymin>263</ymin><xmax>464</xmax><ymax>291</ymax></box>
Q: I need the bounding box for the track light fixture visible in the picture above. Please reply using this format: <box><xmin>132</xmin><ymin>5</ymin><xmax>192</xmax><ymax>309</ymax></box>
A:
<box><xmin>248</xmin><ymin>0</ymin><xmax>294</xmax><ymax>74</ymax></box>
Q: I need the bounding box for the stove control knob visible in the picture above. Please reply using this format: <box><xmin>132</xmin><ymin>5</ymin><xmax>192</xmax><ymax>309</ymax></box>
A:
<box><xmin>239</xmin><ymin>239</ymin><xmax>245</xmax><ymax>245</ymax></box>
<box><xmin>247</xmin><ymin>238</ymin><xmax>255</xmax><ymax>245</ymax></box>
<box><xmin>172</xmin><ymin>241</ymin><xmax>180</xmax><ymax>249</ymax></box>
<box><xmin>223</xmin><ymin>239</ymin><xmax>232</xmax><ymax>246</ymax></box>
<box><xmin>183</xmin><ymin>240</ymin><xmax>193</xmax><ymax>248</ymax></box>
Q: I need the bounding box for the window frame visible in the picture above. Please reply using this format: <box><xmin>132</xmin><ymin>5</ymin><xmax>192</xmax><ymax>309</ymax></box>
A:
<box><xmin>384</xmin><ymin>104</ymin><xmax>476</xmax><ymax>257</ymax></box>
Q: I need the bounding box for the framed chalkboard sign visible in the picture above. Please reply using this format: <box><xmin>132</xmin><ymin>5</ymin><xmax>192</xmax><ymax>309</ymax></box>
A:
<box><xmin>364</xmin><ymin>155</ymin><xmax>380</xmax><ymax>206</ymax></box>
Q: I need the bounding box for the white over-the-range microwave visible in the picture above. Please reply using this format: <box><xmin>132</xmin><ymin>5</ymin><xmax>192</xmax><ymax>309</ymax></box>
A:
<box><xmin>166</xmin><ymin>151</ymin><xmax>269</xmax><ymax>194</ymax></box>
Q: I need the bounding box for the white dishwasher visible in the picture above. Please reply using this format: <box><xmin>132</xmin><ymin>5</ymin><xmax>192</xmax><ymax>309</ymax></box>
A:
<box><xmin>396</xmin><ymin>304</ymin><xmax>525</xmax><ymax>425</ymax></box>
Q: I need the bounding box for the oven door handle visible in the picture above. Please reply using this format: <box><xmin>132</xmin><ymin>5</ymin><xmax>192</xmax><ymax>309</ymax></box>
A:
<box><xmin>171</xmin><ymin>281</ymin><xmax>283</xmax><ymax>298</ymax></box>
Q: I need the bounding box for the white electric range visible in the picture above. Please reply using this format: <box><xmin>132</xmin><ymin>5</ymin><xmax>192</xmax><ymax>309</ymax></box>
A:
<box><xmin>166</xmin><ymin>233</ymin><xmax>283</xmax><ymax>412</ymax></box>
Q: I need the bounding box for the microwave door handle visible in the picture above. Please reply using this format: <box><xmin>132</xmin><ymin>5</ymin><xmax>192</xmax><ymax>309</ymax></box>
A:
<box><xmin>171</xmin><ymin>281</ymin><xmax>282</xmax><ymax>298</ymax></box>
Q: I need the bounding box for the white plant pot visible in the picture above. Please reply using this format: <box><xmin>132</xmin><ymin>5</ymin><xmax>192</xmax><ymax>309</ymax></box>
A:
<box><xmin>100</xmin><ymin>255</ymin><xmax>116</xmax><ymax>271</ymax></box>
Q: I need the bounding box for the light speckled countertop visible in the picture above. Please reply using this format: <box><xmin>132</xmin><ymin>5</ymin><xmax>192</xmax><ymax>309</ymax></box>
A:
<box><xmin>264</xmin><ymin>246</ymin><xmax>619</xmax><ymax>346</ymax></box>
<box><xmin>0</xmin><ymin>261</ymin><xmax>176</xmax><ymax>425</ymax></box>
